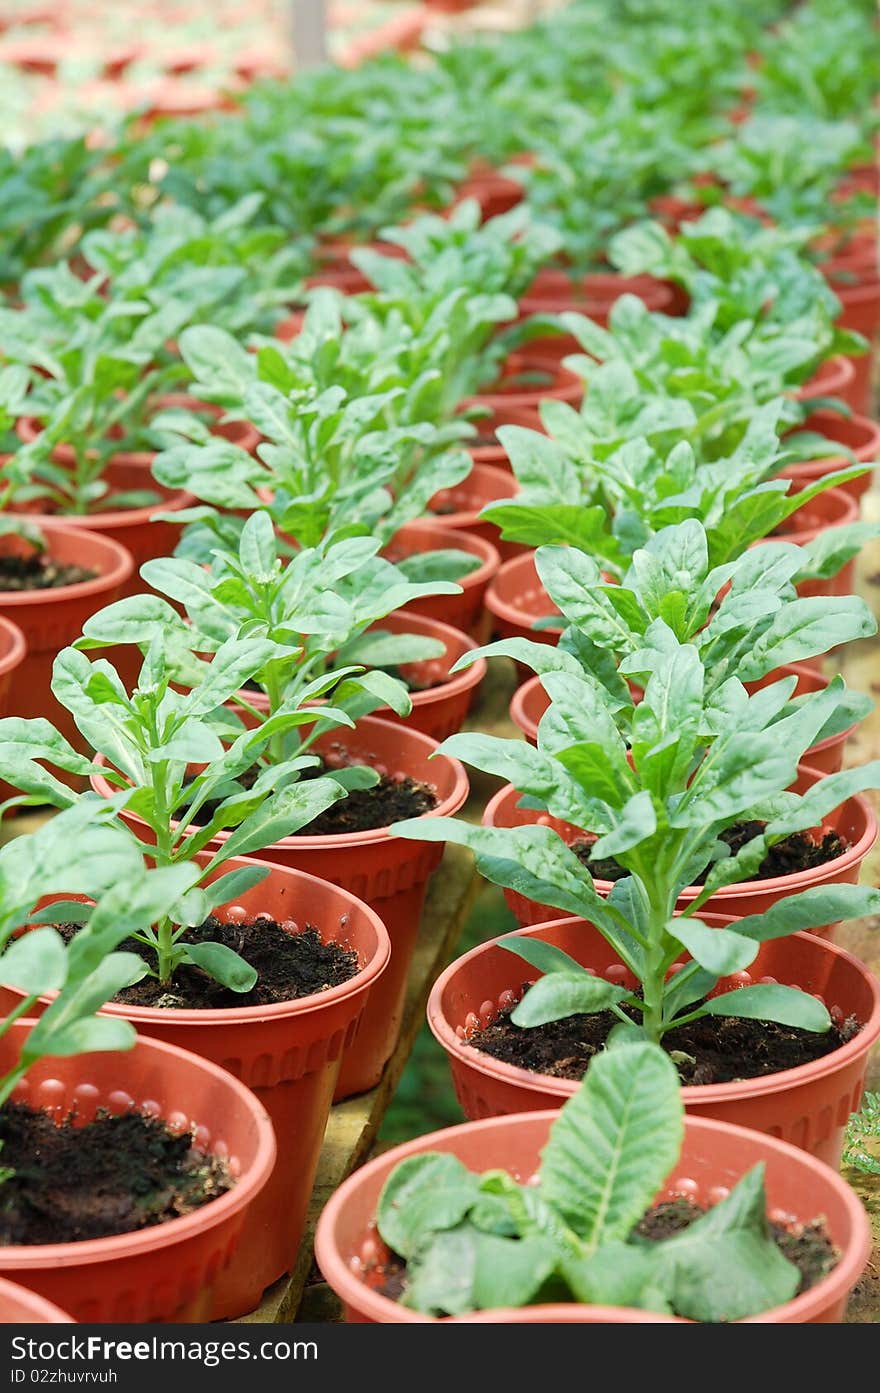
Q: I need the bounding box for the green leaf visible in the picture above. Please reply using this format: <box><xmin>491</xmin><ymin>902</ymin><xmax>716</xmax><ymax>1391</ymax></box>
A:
<box><xmin>732</xmin><ymin>884</ymin><xmax>880</xmax><ymax>942</ymax></box>
<box><xmin>0</xmin><ymin>927</ymin><xmax>68</xmax><ymax>994</ymax></box>
<box><xmin>182</xmin><ymin>941</ymin><xmax>258</xmax><ymax>992</ymax></box>
<box><xmin>511</xmin><ymin>971</ymin><xmax>629</xmax><ymax>1028</ymax></box>
<box><xmin>377</xmin><ymin>1154</ymin><xmax>482</xmax><ymax>1261</ymax></box>
<box><xmin>702</xmin><ymin>983</ymin><xmax>831</xmax><ymax>1032</ymax></box>
<box><xmin>539</xmin><ymin>1042</ymin><xmax>683</xmax><ymax>1253</ymax></box>
<box><xmin>667</xmin><ymin>918</ymin><xmax>759</xmax><ymax>976</ymax></box>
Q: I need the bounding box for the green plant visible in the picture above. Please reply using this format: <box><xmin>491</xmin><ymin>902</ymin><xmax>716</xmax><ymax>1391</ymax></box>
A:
<box><xmin>0</xmin><ymin>628</ymin><xmax>362</xmax><ymax>991</ymax></box>
<box><xmin>480</xmin><ymin>403</ymin><xmax>871</xmax><ymax>576</ymax></box>
<box><xmin>394</xmin><ymin>611</ymin><xmax>880</xmax><ymax>1046</ymax></box>
<box><xmin>376</xmin><ymin>1040</ymin><xmax>809</xmax><ymax>1320</ymax></box>
<box><xmin>843</xmin><ymin>1092</ymin><xmax>880</xmax><ymax>1177</ymax></box>
<box><xmin>0</xmin><ymin>800</ymin><xmax>198</xmax><ymax>1108</ymax></box>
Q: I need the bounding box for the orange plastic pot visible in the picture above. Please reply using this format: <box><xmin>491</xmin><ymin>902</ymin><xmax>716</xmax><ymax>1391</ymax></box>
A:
<box><xmin>468</xmin><ymin>406</ymin><xmax>540</xmax><ymax>468</ymax></box>
<box><xmin>0</xmin><ymin>1023</ymin><xmax>275</xmax><ymax>1322</ymax></box>
<box><xmin>459</xmin><ymin>354</ymin><xmax>582</xmax><ymax>433</ymax></box>
<box><xmin>0</xmin><ymin>522</ymin><xmax>132</xmax><ymax>750</ymax></box>
<box><xmin>796</xmin><ymin>355</ymin><xmax>859</xmax><ymax>414</ymax></box>
<box><xmin>237</xmin><ymin>610</ymin><xmax>485</xmax><ymax>744</ymax></box>
<box><xmin>781</xmin><ymin>411</ymin><xmax>880</xmax><ymax>501</ymax></box>
<box><xmin>518</xmin><ymin>271</ymin><xmax>681</xmax><ymax>364</ymax></box>
<box><xmin>314</xmin><ymin>1109</ymin><xmax>870</xmax><ymax>1322</ymax></box>
<box><xmin>424</xmin><ymin>461</ymin><xmax>520</xmax><ymax>558</ymax></box>
<box><xmin>512</xmin><ymin>661</ymin><xmax>856</xmax><ymax>774</ymax></box>
<box><xmin>454</xmin><ymin>168</ymin><xmax>524</xmax><ymax>220</ymax></box>
<box><xmin>92</xmin><ymin>717</ymin><xmax>468</xmax><ymax>1101</ymax></box>
<box><xmin>829</xmin><ymin>274</ymin><xmax>880</xmax><ymax>414</ymax></box>
<box><xmin>484</xmin><ymin>552</ymin><xmax>562</xmax><ymax>671</ymax></box>
<box><xmin>769</xmin><ymin>483</ymin><xmax>859</xmax><ymax>601</ymax></box>
<box><xmin>0</xmin><ymin>1277</ymin><xmax>73</xmax><ymax>1323</ymax></box>
<box><xmin>386</xmin><ymin>521</ymin><xmax>500</xmax><ymax>640</ymax></box>
<box><xmin>483</xmin><ymin>765</ymin><xmax>876</xmax><ymax>930</ymax></box>
<box><xmin>0</xmin><ymin>615</ymin><xmax>26</xmax><ymax>719</ymax></box>
<box><xmin>429</xmin><ymin>916</ymin><xmax>880</xmax><ymax>1165</ymax></box>
<box><xmin>9</xmin><ymin>460</ymin><xmax>194</xmax><ymax>600</ymax></box>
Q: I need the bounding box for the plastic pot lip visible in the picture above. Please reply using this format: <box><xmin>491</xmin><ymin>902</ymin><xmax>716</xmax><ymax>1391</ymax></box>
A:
<box><xmin>314</xmin><ymin>1109</ymin><xmax>870</xmax><ymax>1326</ymax></box>
<box><xmin>236</xmin><ymin>610</ymin><xmax>487</xmax><ymax>714</ymax></box>
<box><xmin>0</xmin><ymin>615</ymin><xmax>27</xmax><ymax>676</ymax></box>
<box><xmin>485</xmin><ymin>552</ymin><xmax>563</xmax><ymax>635</ymax></box>
<box><xmin>34</xmin><ymin>481</ymin><xmax>196</xmax><ymax>533</ymax></box>
<box><xmin>0</xmin><ymin>1025</ymin><xmax>277</xmax><ymax>1270</ymax></box>
<box><xmin>461</xmin><ymin>357</ymin><xmax>582</xmax><ymax>413</ymax></box>
<box><xmin>456</xmin><ymin>1305</ymin><xmax>684</xmax><ymax>1323</ymax></box>
<box><xmin>0</xmin><ymin>1276</ymin><xmax>74</xmax><ymax>1322</ymax></box>
<box><xmin>776</xmin><ymin>484</ymin><xmax>859</xmax><ymax>541</ymax></box>
<box><xmin>785</xmin><ymin>411</ymin><xmax>880</xmax><ymax>472</ymax></box>
<box><xmin>424</xmin><ymin>460</ymin><xmax>517</xmax><ymax>529</ymax></box>
<box><xmin>427</xmin><ymin>918</ymin><xmax>880</xmax><ymax>1107</ymax></box>
<box><xmin>32</xmin><ymin>854</ymin><xmax>392</xmax><ymax>1028</ymax></box>
<box><xmin>391</xmin><ymin>520</ymin><xmax>500</xmax><ymax>591</ymax></box>
<box><xmin>510</xmin><ymin>668</ymin><xmax>858</xmax><ymax>757</ymax></box>
<box><xmin>92</xmin><ymin>714</ymin><xmax>469</xmax><ymax>852</ymax></box>
<box><xmin>0</xmin><ymin>520</ymin><xmax>134</xmax><ymax>603</ymax></box>
<box><xmin>484</xmin><ymin>769</ymin><xmax>878</xmax><ymax>899</ymax></box>
<box><xmin>520</xmin><ymin>270</ymin><xmax>676</xmax><ymax>315</ymax></box>
<box><xmin>796</xmin><ymin>355</ymin><xmax>856</xmax><ymax>400</ymax></box>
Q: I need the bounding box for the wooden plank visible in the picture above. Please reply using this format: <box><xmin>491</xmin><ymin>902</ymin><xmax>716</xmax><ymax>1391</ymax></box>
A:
<box><xmin>233</xmin><ymin>837</ymin><xmax>480</xmax><ymax>1323</ymax></box>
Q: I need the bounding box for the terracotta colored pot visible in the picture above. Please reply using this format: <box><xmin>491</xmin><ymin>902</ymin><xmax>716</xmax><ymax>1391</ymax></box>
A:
<box><xmin>468</xmin><ymin>406</ymin><xmax>541</xmax><ymax>468</ymax></box>
<box><xmin>428</xmin><ymin>916</ymin><xmax>880</xmax><ymax>1166</ymax></box>
<box><xmin>238</xmin><ymin>610</ymin><xmax>485</xmax><ymax>745</ymax></box>
<box><xmin>17</xmin><ymin>397</ymin><xmax>260</xmax><ymax>465</ymax></box>
<box><xmin>455</xmin><ymin>170</ymin><xmax>524</xmax><ymax>220</ymax></box>
<box><xmin>0</xmin><ymin>522</ymin><xmax>132</xmax><ymax>751</ymax></box>
<box><xmin>484</xmin><ymin>553</ymin><xmax>562</xmax><ymax>670</ymax></box>
<box><xmin>314</xmin><ymin>1109</ymin><xmax>870</xmax><ymax>1322</ymax></box>
<box><xmin>829</xmin><ymin>277</ymin><xmax>880</xmax><ymax>414</ymax></box>
<box><xmin>0</xmin><ymin>1023</ymin><xmax>275</xmax><ymax>1322</ymax></box>
<box><xmin>424</xmin><ymin>461</ymin><xmax>521</xmax><ymax>559</ymax></box>
<box><xmin>518</xmin><ymin>271</ymin><xmax>682</xmax><ymax>363</ymax></box>
<box><xmin>511</xmin><ymin>660</ymin><xmax>856</xmax><ymax>776</ymax></box>
<box><xmin>797</xmin><ymin>355</ymin><xmax>859</xmax><ymax>414</ymax></box>
<box><xmin>782</xmin><ymin>410</ymin><xmax>880</xmax><ymax>501</ymax></box>
<box><xmin>8</xmin><ymin>460</ymin><xmax>194</xmax><ymax>600</ymax></box>
<box><xmin>36</xmin><ymin>853</ymin><xmax>388</xmax><ymax>1320</ymax></box>
<box><xmin>460</xmin><ymin>354</ymin><xmax>582</xmax><ymax>433</ymax></box>
<box><xmin>0</xmin><ymin>615</ymin><xmax>26</xmax><ymax>719</ymax></box>
<box><xmin>483</xmin><ymin>765</ymin><xmax>876</xmax><ymax>930</ymax></box>
<box><xmin>386</xmin><ymin>521</ymin><xmax>500</xmax><ymax>640</ymax></box>
<box><xmin>0</xmin><ymin>1277</ymin><xmax>73</xmax><ymax>1323</ymax></box>
<box><xmin>769</xmin><ymin>484</ymin><xmax>859</xmax><ymax>601</ymax></box>
<box><xmin>93</xmin><ymin>717</ymin><xmax>468</xmax><ymax>1101</ymax></box>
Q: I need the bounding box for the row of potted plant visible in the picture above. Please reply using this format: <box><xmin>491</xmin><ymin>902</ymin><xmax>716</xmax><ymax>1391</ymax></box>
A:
<box><xmin>0</xmin><ymin>0</ymin><xmax>875</xmax><ymax>1327</ymax></box>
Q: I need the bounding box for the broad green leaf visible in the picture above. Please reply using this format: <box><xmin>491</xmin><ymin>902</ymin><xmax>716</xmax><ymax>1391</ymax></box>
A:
<box><xmin>701</xmin><ymin>983</ymin><xmax>831</xmax><ymax>1032</ymax></box>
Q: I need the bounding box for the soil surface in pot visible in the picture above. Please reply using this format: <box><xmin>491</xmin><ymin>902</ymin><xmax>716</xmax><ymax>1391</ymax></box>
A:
<box><xmin>365</xmin><ymin>1200</ymin><xmax>837</xmax><ymax>1307</ymax></box>
<box><xmin>468</xmin><ymin>998</ymin><xmax>858</xmax><ymax>1086</ymax></box>
<box><xmin>0</xmin><ymin>1102</ymin><xmax>232</xmax><ymax>1245</ymax></box>
<box><xmin>59</xmin><ymin>916</ymin><xmax>359</xmax><ymax>1011</ymax></box>
<box><xmin>0</xmin><ymin>553</ymin><xmax>97</xmax><ymax>591</ymax></box>
<box><xmin>572</xmin><ymin>820</ymin><xmax>849</xmax><ymax>886</ymax></box>
<box><xmin>181</xmin><ymin>761</ymin><xmax>438</xmax><ymax>834</ymax></box>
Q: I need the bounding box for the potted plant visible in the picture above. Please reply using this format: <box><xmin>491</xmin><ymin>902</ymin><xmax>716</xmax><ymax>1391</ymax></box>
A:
<box><xmin>315</xmin><ymin>1042</ymin><xmax>871</xmax><ymax>1322</ymax></box>
<box><xmin>0</xmin><ymin>624</ymin><xmax>394</xmax><ymax>1317</ymax></box>
<box><xmin>0</xmin><ymin>802</ymin><xmax>276</xmax><ymax>1323</ymax></box>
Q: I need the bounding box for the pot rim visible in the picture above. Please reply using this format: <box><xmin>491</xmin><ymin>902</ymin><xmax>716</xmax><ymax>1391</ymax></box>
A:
<box><xmin>313</xmin><ymin>1109</ymin><xmax>871</xmax><ymax>1325</ymax></box>
<box><xmin>427</xmin><ymin>919</ymin><xmax>880</xmax><ymax>1106</ymax></box>
<box><xmin>391</xmin><ymin>520</ymin><xmax>500</xmax><ymax>591</ymax></box>
<box><xmin>0</xmin><ymin>520</ymin><xmax>134</xmax><ymax>603</ymax></box>
<box><xmin>92</xmin><ymin>713</ymin><xmax>469</xmax><ymax>851</ymax></box>
<box><xmin>423</xmin><ymin>460</ymin><xmax>518</xmax><ymax>530</ymax></box>
<box><xmin>484</xmin><ymin>770</ymin><xmax>877</xmax><ymax>900</ymax></box>
<box><xmin>485</xmin><ymin>551</ymin><xmax>563</xmax><ymax>634</ymax></box>
<box><xmin>31</xmin><ymin>854</ymin><xmax>392</xmax><ymax>1028</ymax></box>
<box><xmin>0</xmin><ymin>1024</ymin><xmax>276</xmax><ymax>1269</ymax></box>
<box><xmin>0</xmin><ymin>614</ymin><xmax>27</xmax><ymax>676</ymax></box>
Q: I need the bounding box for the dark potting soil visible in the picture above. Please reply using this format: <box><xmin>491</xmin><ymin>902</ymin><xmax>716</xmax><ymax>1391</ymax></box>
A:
<box><xmin>468</xmin><ymin>997</ymin><xmax>859</xmax><ymax>1086</ymax></box>
<box><xmin>59</xmin><ymin>916</ymin><xmax>358</xmax><ymax>1011</ymax></box>
<box><xmin>292</xmin><ymin>774</ymin><xmax>437</xmax><ymax>836</ymax></box>
<box><xmin>365</xmin><ymin>1200</ymin><xmax>837</xmax><ymax>1308</ymax></box>
<box><xmin>375</xmin><ymin>664</ymin><xmax>447</xmax><ymax>693</ymax></box>
<box><xmin>0</xmin><ymin>553</ymin><xmax>97</xmax><ymax>591</ymax></box>
<box><xmin>181</xmin><ymin>760</ymin><xmax>438</xmax><ymax>834</ymax></box>
<box><xmin>0</xmin><ymin>1102</ymin><xmax>232</xmax><ymax>1246</ymax></box>
<box><xmin>572</xmin><ymin>819</ymin><xmax>849</xmax><ymax>886</ymax></box>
